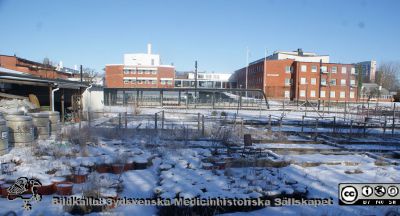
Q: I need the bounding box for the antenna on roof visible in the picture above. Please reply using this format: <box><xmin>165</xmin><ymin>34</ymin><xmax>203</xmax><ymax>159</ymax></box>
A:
<box><xmin>147</xmin><ymin>43</ymin><xmax>152</xmax><ymax>54</ymax></box>
<box><xmin>297</xmin><ymin>48</ymin><xmax>303</xmax><ymax>56</ymax></box>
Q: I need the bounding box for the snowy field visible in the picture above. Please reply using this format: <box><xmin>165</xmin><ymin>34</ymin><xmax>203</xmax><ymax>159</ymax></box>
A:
<box><xmin>0</xmin><ymin>105</ymin><xmax>399</xmax><ymax>215</ymax></box>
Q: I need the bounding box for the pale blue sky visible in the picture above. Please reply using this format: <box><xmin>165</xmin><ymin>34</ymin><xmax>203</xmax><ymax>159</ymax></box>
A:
<box><xmin>0</xmin><ymin>0</ymin><xmax>399</xmax><ymax>73</ymax></box>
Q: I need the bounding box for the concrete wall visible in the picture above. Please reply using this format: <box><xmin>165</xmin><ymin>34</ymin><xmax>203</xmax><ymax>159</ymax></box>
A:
<box><xmin>82</xmin><ymin>86</ymin><xmax>104</xmax><ymax>111</ymax></box>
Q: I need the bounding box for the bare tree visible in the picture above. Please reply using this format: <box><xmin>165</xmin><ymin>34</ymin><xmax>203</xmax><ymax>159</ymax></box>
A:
<box><xmin>376</xmin><ymin>62</ymin><xmax>400</xmax><ymax>91</ymax></box>
<box><xmin>82</xmin><ymin>67</ymin><xmax>98</xmax><ymax>84</ymax></box>
<box><xmin>363</xmin><ymin>86</ymin><xmax>380</xmax><ymax>100</ymax></box>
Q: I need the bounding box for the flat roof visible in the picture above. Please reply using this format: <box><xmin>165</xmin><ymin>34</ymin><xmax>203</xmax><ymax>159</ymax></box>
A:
<box><xmin>0</xmin><ymin>67</ymin><xmax>88</xmax><ymax>89</ymax></box>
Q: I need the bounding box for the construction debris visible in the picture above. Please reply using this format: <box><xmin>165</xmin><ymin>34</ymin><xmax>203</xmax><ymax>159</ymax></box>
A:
<box><xmin>0</xmin><ymin>99</ymin><xmax>37</xmax><ymax>114</ymax></box>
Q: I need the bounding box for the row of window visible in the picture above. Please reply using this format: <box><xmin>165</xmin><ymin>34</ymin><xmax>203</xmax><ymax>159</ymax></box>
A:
<box><xmin>123</xmin><ymin>80</ymin><xmax>173</xmax><ymax>85</ymax></box>
<box><xmin>297</xmin><ymin>77</ymin><xmax>356</xmax><ymax>86</ymax></box>
<box><xmin>198</xmin><ymin>74</ymin><xmax>220</xmax><ymax>79</ymax></box>
<box><xmin>299</xmin><ymin>90</ymin><xmax>355</xmax><ymax>99</ymax></box>
<box><xmin>124</xmin><ymin>69</ymin><xmax>157</xmax><ymax>75</ymax></box>
<box><xmin>249</xmin><ymin>65</ymin><xmax>263</xmax><ymax>74</ymax></box>
<box><xmin>295</xmin><ymin>65</ymin><xmax>356</xmax><ymax>74</ymax></box>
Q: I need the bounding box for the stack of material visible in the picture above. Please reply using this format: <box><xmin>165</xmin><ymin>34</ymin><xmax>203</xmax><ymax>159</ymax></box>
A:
<box><xmin>0</xmin><ymin>99</ymin><xmax>36</xmax><ymax>114</ymax></box>
<box><xmin>29</xmin><ymin>112</ymin><xmax>50</xmax><ymax>140</ymax></box>
<box><xmin>5</xmin><ymin>115</ymin><xmax>34</xmax><ymax>147</ymax></box>
<box><xmin>0</xmin><ymin>114</ymin><xmax>8</xmax><ymax>156</ymax></box>
<box><xmin>42</xmin><ymin>111</ymin><xmax>61</xmax><ymax>136</ymax></box>
<box><xmin>3</xmin><ymin>111</ymin><xmax>24</xmax><ymax>117</ymax></box>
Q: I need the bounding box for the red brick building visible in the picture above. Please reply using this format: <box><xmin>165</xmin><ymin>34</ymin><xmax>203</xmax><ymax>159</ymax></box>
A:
<box><xmin>0</xmin><ymin>54</ymin><xmax>74</xmax><ymax>79</ymax></box>
<box><xmin>105</xmin><ymin>44</ymin><xmax>175</xmax><ymax>89</ymax></box>
<box><xmin>105</xmin><ymin>64</ymin><xmax>175</xmax><ymax>88</ymax></box>
<box><xmin>231</xmin><ymin>57</ymin><xmax>359</xmax><ymax>102</ymax></box>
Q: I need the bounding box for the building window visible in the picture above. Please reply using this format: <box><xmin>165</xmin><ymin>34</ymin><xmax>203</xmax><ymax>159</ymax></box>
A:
<box><xmin>167</xmin><ymin>80</ymin><xmax>172</xmax><ymax>85</ymax></box>
<box><xmin>284</xmin><ymin>91</ymin><xmax>290</xmax><ymax>98</ymax></box>
<box><xmin>310</xmin><ymin>90</ymin><xmax>316</xmax><ymax>98</ymax></box>
<box><xmin>152</xmin><ymin>71</ymin><xmax>157</xmax><ymax>75</ymax></box>
<box><xmin>151</xmin><ymin>59</ymin><xmax>155</xmax><ymax>66</ymax></box>
<box><xmin>342</xmin><ymin>66</ymin><xmax>347</xmax><ymax>74</ymax></box>
<box><xmin>301</xmin><ymin>65</ymin><xmax>307</xmax><ymax>72</ymax></box>
<box><xmin>300</xmin><ymin>77</ymin><xmax>307</xmax><ymax>84</ymax></box>
<box><xmin>285</xmin><ymin>78</ymin><xmax>291</xmax><ymax>86</ymax></box>
<box><xmin>351</xmin><ymin>67</ymin><xmax>356</xmax><ymax>74</ymax></box>
<box><xmin>321</xmin><ymin>66</ymin><xmax>327</xmax><ymax>73</ymax></box>
<box><xmin>131</xmin><ymin>70</ymin><xmax>136</xmax><ymax>74</ymax></box>
<box><xmin>330</xmin><ymin>79</ymin><xmax>336</xmax><ymax>86</ymax></box>
<box><xmin>124</xmin><ymin>80</ymin><xmax>129</xmax><ymax>84</ymax></box>
<box><xmin>300</xmin><ymin>90</ymin><xmax>306</xmax><ymax>97</ymax></box>
<box><xmin>320</xmin><ymin>90</ymin><xmax>326</xmax><ymax>98</ymax></box>
<box><xmin>138</xmin><ymin>80</ymin><xmax>142</xmax><ymax>84</ymax></box>
<box><xmin>124</xmin><ymin>70</ymin><xmax>129</xmax><ymax>74</ymax></box>
<box><xmin>311</xmin><ymin>78</ymin><xmax>317</xmax><ymax>85</ymax></box>
<box><xmin>321</xmin><ymin>78</ymin><xmax>327</xmax><ymax>85</ymax></box>
<box><xmin>341</xmin><ymin>79</ymin><xmax>346</xmax><ymax>85</ymax></box>
<box><xmin>145</xmin><ymin>70</ymin><xmax>150</xmax><ymax>74</ymax></box>
<box><xmin>332</xmin><ymin>66</ymin><xmax>337</xmax><ymax>73</ymax></box>
<box><xmin>340</xmin><ymin>91</ymin><xmax>346</xmax><ymax>98</ymax></box>
<box><xmin>131</xmin><ymin>80</ymin><xmax>136</xmax><ymax>84</ymax></box>
<box><xmin>330</xmin><ymin>91</ymin><xmax>336</xmax><ymax>98</ymax></box>
<box><xmin>311</xmin><ymin>65</ymin><xmax>317</xmax><ymax>73</ymax></box>
<box><xmin>285</xmin><ymin>66</ymin><xmax>291</xmax><ymax>73</ymax></box>
<box><xmin>161</xmin><ymin>80</ymin><xmax>166</xmax><ymax>85</ymax></box>
<box><xmin>350</xmin><ymin>79</ymin><xmax>356</xmax><ymax>85</ymax></box>
<box><xmin>350</xmin><ymin>91</ymin><xmax>355</xmax><ymax>98</ymax></box>
<box><xmin>138</xmin><ymin>70</ymin><xmax>143</xmax><ymax>74</ymax></box>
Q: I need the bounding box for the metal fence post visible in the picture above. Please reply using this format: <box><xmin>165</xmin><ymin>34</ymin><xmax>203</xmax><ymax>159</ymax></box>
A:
<box><xmin>118</xmin><ymin>113</ymin><xmax>121</xmax><ymax>129</ymax></box>
<box><xmin>202</xmin><ymin>114</ymin><xmax>205</xmax><ymax>136</ymax></box>
<box><xmin>392</xmin><ymin>103</ymin><xmax>396</xmax><ymax>136</ymax></box>
<box><xmin>88</xmin><ymin>111</ymin><xmax>91</xmax><ymax>128</ymax></box>
<box><xmin>161</xmin><ymin>110</ymin><xmax>165</xmax><ymax>130</ymax></box>
<box><xmin>363</xmin><ymin>122</ymin><xmax>367</xmax><ymax>136</ymax></box>
<box><xmin>333</xmin><ymin>116</ymin><xmax>336</xmax><ymax>134</ymax></box>
<box><xmin>301</xmin><ymin>115</ymin><xmax>304</xmax><ymax>133</ymax></box>
<box><xmin>155</xmin><ymin>113</ymin><xmax>158</xmax><ymax>130</ymax></box>
<box><xmin>383</xmin><ymin>115</ymin><xmax>387</xmax><ymax>135</ymax></box>
<box><xmin>268</xmin><ymin>115</ymin><xmax>272</xmax><ymax>132</ymax></box>
<box><xmin>349</xmin><ymin>120</ymin><xmax>353</xmax><ymax>140</ymax></box>
<box><xmin>197</xmin><ymin>113</ymin><xmax>200</xmax><ymax>132</ymax></box>
<box><xmin>315</xmin><ymin>118</ymin><xmax>319</xmax><ymax>141</ymax></box>
<box><xmin>125</xmin><ymin>112</ymin><xmax>128</xmax><ymax>129</ymax></box>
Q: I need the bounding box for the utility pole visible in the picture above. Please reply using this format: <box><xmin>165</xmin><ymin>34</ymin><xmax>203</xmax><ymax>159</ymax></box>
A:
<box><xmin>194</xmin><ymin>60</ymin><xmax>198</xmax><ymax>98</ymax></box>
<box><xmin>245</xmin><ymin>47</ymin><xmax>249</xmax><ymax>98</ymax></box>
<box><xmin>318</xmin><ymin>59</ymin><xmax>322</xmax><ymax>110</ymax></box>
<box><xmin>264</xmin><ymin>48</ymin><xmax>268</xmax><ymax>101</ymax></box>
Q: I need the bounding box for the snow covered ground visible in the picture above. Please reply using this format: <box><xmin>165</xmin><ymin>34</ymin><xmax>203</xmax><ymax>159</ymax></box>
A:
<box><xmin>0</xmin><ymin>106</ymin><xmax>399</xmax><ymax>215</ymax></box>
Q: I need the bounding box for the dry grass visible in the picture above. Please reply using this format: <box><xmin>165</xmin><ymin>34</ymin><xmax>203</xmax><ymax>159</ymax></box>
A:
<box><xmin>375</xmin><ymin>159</ymin><xmax>390</xmax><ymax>166</ymax></box>
<box><xmin>62</xmin><ymin>125</ymin><xmax>96</xmax><ymax>156</ymax></box>
<box><xmin>344</xmin><ymin>168</ymin><xmax>364</xmax><ymax>174</ymax></box>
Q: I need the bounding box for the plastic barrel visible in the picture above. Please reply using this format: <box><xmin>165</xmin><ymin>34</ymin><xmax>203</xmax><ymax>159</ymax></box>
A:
<box><xmin>0</xmin><ymin>119</ymin><xmax>9</xmax><ymax>156</ymax></box>
<box><xmin>41</xmin><ymin>111</ymin><xmax>60</xmax><ymax>136</ymax></box>
<box><xmin>28</xmin><ymin>112</ymin><xmax>50</xmax><ymax>140</ymax></box>
<box><xmin>5</xmin><ymin>115</ymin><xmax>34</xmax><ymax>148</ymax></box>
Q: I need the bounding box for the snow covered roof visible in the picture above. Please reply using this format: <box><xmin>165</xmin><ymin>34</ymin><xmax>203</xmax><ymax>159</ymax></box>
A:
<box><xmin>0</xmin><ymin>68</ymin><xmax>88</xmax><ymax>89</ymax></box>
<box><xmin>0</xmin><ymin>67</ymin><xmax>30</xmax><ymax>75</ymax></box>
